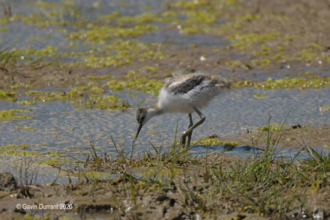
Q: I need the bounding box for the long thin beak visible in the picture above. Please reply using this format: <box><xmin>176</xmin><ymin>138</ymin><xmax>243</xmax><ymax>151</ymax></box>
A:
<box><xmin>134</xmin><ymin>124</ymin><xmax>143</xmax><ymax>141</ymax></box>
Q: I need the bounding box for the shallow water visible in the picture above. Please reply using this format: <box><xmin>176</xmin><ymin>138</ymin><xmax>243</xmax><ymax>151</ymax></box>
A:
<box><xmin>1</xmin><ymin>86</ymin><xmax>330</xmax><ymax>184</ymax></box>
<box><xmin>1</xmin><ymin>0</ymin><xmax>228</xmax><ymax>53</ymax></box>
<box><xmin>1</xmin><ymin>87</ymin><xmax>330</xmax><ymax>153</ymax></box>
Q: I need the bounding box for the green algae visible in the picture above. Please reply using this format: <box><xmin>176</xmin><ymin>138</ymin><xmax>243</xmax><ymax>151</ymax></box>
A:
<box><xmin>227</xmin><ymin>32</ymin><xmax>280</xmax><ymax>50</ymax></box>
<box><xmin>117</xmin><ymin>13</ymin><xmax>157</xmax><ymax>24</ymax></box>
<box><xmin>0</xmin><ymin>149</ymin><xmax>61</xmax><ymax>158</ymax></box>
<box><xmin>71</xmin><ymin>86</ymin><xmax>89</xmax><ymax>91</ymax></box>
<box><xmin>0</xmin><ymin>27</ymin><xmax>9</xmax><ymax>32</ymax></box>
<box><xmin>91</xmin><ymin>86</ymin><xmax>105</xmax><ymax>94</ymax></box>
<box><xmin>226</xmin><ymin>60</ymin><xmax>250</xmax><ymax>70</ymax></box>
<box><xmin>191</xmin><ymin>138</ymin><xmax>239</xmax><ymax>147</ymax></box>
<box><xmin>257</xmin><ymin>122</ymin><xmax>289</xmax><ymax>131</ymax></box>
<box><xmin>16</xmin><ymin>76</ymin><xmax>161</xmax><ymax>109</ymax></box>
<box><xmin>14</xmin><ymin>45</ymin><xmax>59</xmax><ymax>59</ymax></box>
<box><xmin>0</xmin><ymin>109</ymin><xmax>34</xmax><ymax>120</ymax></box>
<box><xmin>71</xmin><ymin>94</ymin><xmax>129</xmax><ymax>110</ymax></box>
<box><xmin>251</xmin><ymin>59</ymin><xmax>271</xmax><ymax>68</ymax></box>
<box><xmin>232</xmin><ymin>76</ymin><xmax>330</xmax><ymax>90</ymax></box>
<box><xmin>67</xmin><ymin>25</ymin><xmax>158</xmax><ymax>44</ymax></box>
<box><xmin>87</xmin><ymin>75</ymin><xmax>115</xmax><ymax>80</ymax></box>
<box><xmin>88</xmin><ymin>81</ymin><xmax>100</xmax><ymax>86</ymax></box>
<box><xmin>141</xmin><ymin>65</ymin><xmax>158</xmax><ymax>72</ymax></box>
<box><xmin>298</xmin><ymin>71</ymin><xmax>313</xmax><ymax>76</ymax></box>
<box><xmin>100</xmin><ymin>11</ymin><xmax>120</xmax><ymax>21</ymax></box>
<box><xmin>142</xmin><ymin>167</ymin><xmax>183</xmax><ymax>177</ymax></box>
<box><xmin>38</xmin><ymin>159</ymin><xmax>70</xmax><ymax>166</ymax></box>
<box><xmin>0</xmin><ymin>90</ymin><xmax>16</xmax><ymax>101</ymax></box>
<box><xmin>0</xmin><ymin>143</ymin><xmax>29</xmax><ymax>150</ymax></box>
<box><xmin>106</xmin><ymin>73</ymin><xmax>163</xmax><ymax>95</ymax></box>
<box><xmin>17</xmin><ymin>100</ymin><xmax>37</xmax><ymax>105</ymax></box>
<box><xmin>319</xmin><ymin>106</ymin><xmax>330</xmax><ymax>111</ymax></box>
<box><xmin>16</xmin><ymin>126</ymin><xmax>34</xmax><ymax>130</ymax></box>
<box><xmin>21</xmin><ymin>13</ymin><xmax>68</xmax><ymax>28</ymax></box>
<box><xmin>92</xmin><ymin>2</ymin><xmax>102</xmax><ymax>8</ymax></box>
<box><xmin>66</xmin><ymin>40</ymin><xmax>165</xmax><ymax>68</ymax></box>
<box><xmin>253</xmin><ymin>94</ymin><xmax>267</xmax><ymax>98</ymax></box>
<box><xmin>167</xmin><ymin>0</ymin><xmax>222</xmax><ymax>10</ymax></box>
<box><xmin>10</xmin><ymin>85</ymin><xmax>20</xmax><ymax>90</ymax></box>
<box><xmin>24</xmin><ymin>90</ymin><xmax>81</xmax><ymax>104</ymax></box>
<box><xmin>252</xmin><ymin>44</ymin><xmax>272</xmax><ymax>56</ymax></box>
<box><xmin>2</xmin><ymin>0</ymin><xmax>327</xmax><ymax>73</ymax></box>
<box><xmin>1</xmin><ymin>150</ymin><xmax>41</xmax><ymax>156</ymax></box>
<box><xmin>77</xmin><ymin>170</ymin><xmax>111</xmax><ymax>178</ymax></box>
<box><xmin>45</xmin><ymin>151</ymin><xmax>63</xmax><ymax>158</ymax></box>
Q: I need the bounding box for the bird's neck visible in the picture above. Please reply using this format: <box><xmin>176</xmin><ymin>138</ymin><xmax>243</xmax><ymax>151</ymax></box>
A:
<box><xmin>147</xmin><ymin>103</ymin><xmax>163</xmax><ymax>117</ymax></box>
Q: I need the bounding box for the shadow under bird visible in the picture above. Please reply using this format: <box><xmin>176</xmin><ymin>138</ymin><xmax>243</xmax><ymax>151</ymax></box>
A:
<box><xmin>134</xmin><ymin>72</ymin><xmax>231</xmax><ymax>147</ymax></box>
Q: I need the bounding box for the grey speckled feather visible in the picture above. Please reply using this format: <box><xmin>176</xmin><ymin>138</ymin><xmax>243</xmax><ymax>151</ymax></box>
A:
<box><xmin>165</xmin><ymin>74</ymin><xmax>228</xmax><ymax>95</ymax></box>
<box><xmin>134</xmin><ymin>72</ymin><xmax>231</xmax><ymax>144</ymax></box>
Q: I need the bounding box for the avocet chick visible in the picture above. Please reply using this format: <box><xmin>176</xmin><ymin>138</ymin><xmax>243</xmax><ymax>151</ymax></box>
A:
<box><xmin>135</xmin><ymin>72</ymin><xmax>230</xmax><ymax>147</ymax></box>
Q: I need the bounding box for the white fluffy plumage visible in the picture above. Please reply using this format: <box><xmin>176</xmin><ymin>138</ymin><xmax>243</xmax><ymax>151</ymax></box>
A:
<box><xmin>134</xmin><ymin>72</ymin><xmax>230</xmax><ymax>146</ymax></box>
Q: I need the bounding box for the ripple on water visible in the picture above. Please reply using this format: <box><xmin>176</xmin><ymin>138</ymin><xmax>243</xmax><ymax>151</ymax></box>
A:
<box><xmin>1</xmin><ymin>87</ymin><xmax>330</xmax><ymax>154</ymax></box>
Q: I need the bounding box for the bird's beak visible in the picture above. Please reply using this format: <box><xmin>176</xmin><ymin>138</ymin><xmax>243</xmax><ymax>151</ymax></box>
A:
<box><xmin>134</xmin><ymin>123</ymin><xmax>143</xmax><ymax>141</ymax></box>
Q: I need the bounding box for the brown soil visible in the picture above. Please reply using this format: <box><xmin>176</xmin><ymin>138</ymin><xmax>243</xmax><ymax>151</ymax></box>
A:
<box><xmin>221</xmin><ymin>125</ymin><xmax>330</xmax><ymax>149</ymax></box>
<box><xmin>1</xmin><ymin>154</ymin><xmax>330</xmax><ymax>220</ymax></box>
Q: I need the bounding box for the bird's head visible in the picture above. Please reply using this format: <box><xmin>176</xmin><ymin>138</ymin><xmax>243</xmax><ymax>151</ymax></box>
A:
<box><xmin>134</xmin><ymin>107</ymin><xmax>153</xmax><ymax>141</ymax></box>
<box><xmin>134</xmin><ymin>105</ymin><xmax>161</xmax><ymax>141</ymax></box>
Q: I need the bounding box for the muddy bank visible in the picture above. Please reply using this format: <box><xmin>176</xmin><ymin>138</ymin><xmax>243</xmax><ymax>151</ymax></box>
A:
<box><xmin>221</xmin><ymin>125</ymin><xmax>330</xmax><ymax>149</ymax></box>
<box><xmin>1</xmin><ymin>149</ymin><xmax>330</xmax><ymax>219</ymax></box>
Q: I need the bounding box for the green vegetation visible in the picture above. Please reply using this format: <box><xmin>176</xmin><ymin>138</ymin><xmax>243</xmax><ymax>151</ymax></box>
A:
<box><xmin>190</xmin><ymin>137</ymin><xmax>238</xmax><ymax>147</ymax></box>
<box><xmin>0</xmin><ymin>69</ymin><xmax>164</xmax><ymax>110</ymax></box>
<box><xmin>258</xmin><ymin>122</ymin><xmax>289</xmax><ymax>131</ymax></box>
<box><xmin>1</xmin><ymin>150</ymin><xmax>41</xmax><ymax>156</ymax></box>
<box><xmin>16</xmin><ymin>126</ymin><xmax>34</xmax><ymax>130</ymax></box>
<box><xmin>0</xmin><ymin>109</ymin><xmax>33</xmax><ymax>120</ymax></box>
<box><xmin>233</xmin><ymin>76</ymin><xmax>330</xmax><ymax>89</ymax></box>
<box><xmin>87</xmin><ymin>75</ymin><xmax>115</xmax><ymax>80</ymax></box>
<box><xmin>319</xmin><ymin>106</ymin><xmax>330</xmax><ymax>111</ymax></box>
<box><xmin>0</xmin><ymin>143</ymin><xmax>29</xmax><ymax>150</ymax></box>
<box><xmin>253</xmin><ymin>94</ymin><xmax>267</xmax><ymax>98</ymax></box>
<box><xmin>107</xmin><ymin>70</ymin><xmax>163</xmax><ymax>94</ymax></box>
<box><xmin>0</xmin><ymin>90</ymin><xmax>16</xmax><ymax>101</ymax></box>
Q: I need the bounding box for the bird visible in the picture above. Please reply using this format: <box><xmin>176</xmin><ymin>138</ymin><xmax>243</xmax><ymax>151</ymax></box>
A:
<box><xmin>134</xmin><ymin>72</ymin><xmax>230</xmax><ymax>147</ymax></box>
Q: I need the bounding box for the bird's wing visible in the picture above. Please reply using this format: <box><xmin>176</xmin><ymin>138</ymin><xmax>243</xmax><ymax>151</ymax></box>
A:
<box><xmin>166</xmin><ymin>74</ymin><xmax>210</xmax><ymax>95</ymax></box>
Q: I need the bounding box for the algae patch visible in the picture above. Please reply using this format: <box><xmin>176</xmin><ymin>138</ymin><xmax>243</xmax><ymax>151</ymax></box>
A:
<box><xmin>0</xmin><ymin>109</ymin><xmax>34</xmax><ymax>120</ymax></box>
<box><xmin>232</xmin><ymin>76</ymin><xmax>330</xmax><ymax>90</ymax></box>
<box><xmin>0</xmin><ymin>90</ymin><xmax>17</xmax><ymax>101</ymax></box>
<box><xmin>16</xmin><ymin>126</ymin><xmax>34</xmax><ymax>130</ymax></box>
<box><xmin>191</xmin><ymin>137</ymin><xmax>239</xmax><ymax>147</ymax></box>
<box><xmin>0</xmin><ymin>143</ymin><xmax>29</xmax><ymax>150</ymax></box>
<box><xmin>257</xmin><ymin>122</ymin><xmax>289</xmax><ymax>131</ymax></box>
<box><xmin>253</xmin><ymin>94</ymin><xmax>267</xmax><ymax>98</ymax></box>
<box><xmin>319</xmin><ymin>106</ymin><xmax>330</xmax><ymax>111</ymax></box>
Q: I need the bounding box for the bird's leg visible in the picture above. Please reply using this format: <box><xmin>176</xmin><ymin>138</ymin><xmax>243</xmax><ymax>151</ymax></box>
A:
<box><xmin>180</xmin><ymin>107</ymin><xmax>205</xmax><ymax>148</ymax></box>
<box><xmin>186</xmin><ymin>114</ymin><xmax>194</xmax><ymax>147</ymax></box>
<box><xmin>179</xmin><ymin>114</ymin><xmax>194</xmax><ymax>147</ymax></box>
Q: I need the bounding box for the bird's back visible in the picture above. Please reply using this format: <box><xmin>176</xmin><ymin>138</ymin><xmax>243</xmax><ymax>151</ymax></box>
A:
<box><xmin>158</xmin><ymin>73</ymin><xmax>230</xmax><ymax>113</ymax></box>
